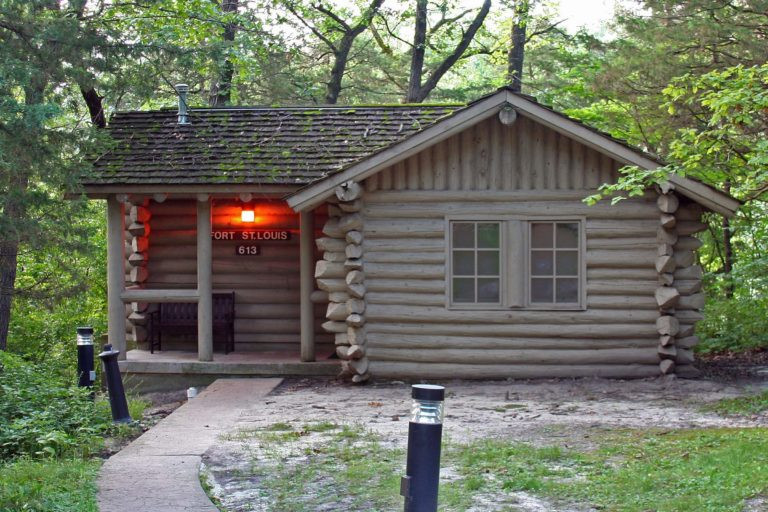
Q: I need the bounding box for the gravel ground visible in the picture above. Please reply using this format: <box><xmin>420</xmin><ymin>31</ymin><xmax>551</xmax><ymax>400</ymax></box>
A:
<box><xmin>201</xmin><ymin>373</ymin><xmax>768</xmax><ymax>511</ymax></box>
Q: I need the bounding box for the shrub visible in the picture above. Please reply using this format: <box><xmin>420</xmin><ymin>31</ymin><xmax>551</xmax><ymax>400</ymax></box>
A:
<box><xmin>696</xmin><ymin>295</ymin><xmax>768</xmax><ymax>354</ymax></box>
<box><xmin>0</xmin><ymin>352</ymin><xmax>113</xmax><ymax>460</ymax></box>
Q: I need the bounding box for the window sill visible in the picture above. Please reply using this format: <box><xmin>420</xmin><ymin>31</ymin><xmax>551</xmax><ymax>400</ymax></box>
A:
<box><xmin>447</xmin><ymin>304</ymin><xmax>587</xmax><ymax>312</ymax></box>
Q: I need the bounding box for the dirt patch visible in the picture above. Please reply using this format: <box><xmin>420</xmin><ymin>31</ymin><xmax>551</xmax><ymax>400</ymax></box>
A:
<box><xmin>204</xmin><ymin>376</ymin><xmax>767</xmax><ymax>511</ymax></box>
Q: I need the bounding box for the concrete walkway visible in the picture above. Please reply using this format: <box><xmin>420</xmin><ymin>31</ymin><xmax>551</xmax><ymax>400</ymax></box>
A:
<box><xmin>98</xmin><ymin>378</ymin><xmax>282</xmax><ymax>512</ymax></box>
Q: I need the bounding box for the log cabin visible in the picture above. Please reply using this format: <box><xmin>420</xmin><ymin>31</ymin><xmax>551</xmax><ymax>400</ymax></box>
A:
<box><xmin>82</xmin><ymin>86</ymin><xmax>739</xmax><ymax>386</ymax></box>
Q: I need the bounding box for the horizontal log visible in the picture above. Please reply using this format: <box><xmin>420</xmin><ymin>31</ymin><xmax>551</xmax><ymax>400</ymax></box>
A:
<box><xmin>322</xmin><ymin>321</ymin><xmax>347</xmax><ymax>333</ymax></box>
<box><xmin>658</xmin><ymin>345</ymin><xmax>677</xmax><ymax>359</ymax></box>
<box><xmin>367</xmin><ymin>322</ymin><xmax>659</xmax><ymax>338</ymax></box>
<box><xmin>130</xmin><ymin>205</ymin><xmax>151</xmax><ymax>224</ymax></box>
<box><xmin>677</xmin><ymin>336</ymin><xmax>699</xmax><ymax>349</ymax></box>
<box><xmin>366</xmin><ymin>279</ymin><xmax>445</xmax><ymax>293</ymax></box>
<box><xmin>127</xmin><ymin>222</ymin><xmax>149</xmax><ymax>237</ymax></box>
<box><xmin>676</xmin><ymin>279</ymin><xmax>702</xmax><ymax>295</ymax></box>
<box><xmin>675</xmin><ymin>203</ymin><xmax>703</xmax><ymax>220</ymax></box>
<box><xmin>364</xmin><ymin>190</ymin><xmax>650</xmax><ymax>203</ymax></box>
<box><xmin>657</xmin><ymin>193</ymin><xmax>679</xmax><ymax>213</ymax></box>
<box><xmin>366</xmin><ymin>333</ymin><xmax>658</xmax><ymax>350</ymax></box>
<box><xmin>128</xmin><ymin>252</ymin><xmax>148</xmax><ymax>267</ymax></box>
<box><xmin>336</xmin><ymin>181</ymin><xmax>363</xmax><ymax>202</ymax></box>
<box><xmin>655</xmin><ymin>286</ymin><xmax>680</xmax><ymax>308</ymax></box>
<box><xmin>677</xmin><ymin>221</ymin><xmax>707</xmax><ymax>235</ymax></box>
<box><xmin>236</xmin><ymin>304</ymin><xmax>300</xmax><ymax>319</ymax></box>
<box><xmin>676</xmin><ymin>348</ymin><xmax>695</xmax><ymax>365</ymax></box>
<box><xmin>674</xmin><ymin>265</ymin><xmax>703</xmax><ymax>280</ymax></box>
<box><xmin>658</xmin><ymin>273</ymin><xmax>674</xmax><ymax>286</ymax></box>
<box><xmin>323</xmin><ymin>251</ymin><xmax>346</xmax><ymax>263</ymax></box>
<box><xmin>362</xmin><ymin>201</ymin><xmax>658</xmax><ymax>220</ymax></box>
<box><xmin>315</xmin><ymin>260</ymin><xmax>346</xmax><ymax>279</ymax></box>
<box><xmin>660</xmin><ymin>359</ymin><xmax>675</xmax><ymax>375</ymax></box>
<box><xmin>655</xmin><ymin>255</ymin><xmax>676</xmax><ymax>273</ymax></box>
<box><xmin>335</xmin><ymin>333</ymin><xmax>349</xmax><ymax>346</ymax></box>
<box><xmin>678</xmin><ymin>293</ymin><xmax>705</xmax><ymax>310</ymax></box>
<box><xmin>326</xmin><ymin>302</ymin><xmax>348</xmax><ymax>321</ymax></box>
<box><xmin>346</xmin><ymin>270</ymin><xmax>365</xmax><ymax>285</ymax></box>
<box><xmin>347</xmin><ymin>298</ymin><xmax>366</xmax><ymax>315</ymax></box>
<box><xmin>316</xmin><ymin>278</ymin><xmax>347</xmax><ymax>293</ymax></box>
<box><xmin>348</xmin><ymin>283</ymin><xmax>366</xmax><ymax>299</ymax></box>
<box><xmin>365</xmin><ymin>219</ymin><xmax>444</xmax><ymax>239</ymax></box>
<box><xmin>365</xmin><ymin>263</ymin><xmax>443</xmax><ymax>279</ymax></box>
<box><xmin>132</xmin><ymin>236</ymin><xmax>150</xmax><ymax>253</ymax></box>
<box><xmin>347</xmin><ymin>326</ymin><xmax>366</xmax><ymax>345</ymax></box>
<box><xmin>234</xmin><ymin>320</ymin><xmax>321</xmax><ymax>335</ymax></box>
<box><xmin>675</xmin><ymin>250</ymin><xmax>695</xmax><ymax>268</ymax></box>
<box><xmin>316</xmin><ymin>237</ymin><xmax>346</xmax><ymax>252</ymax></box>
<box><xmin>587</xmin><ymin>220</ymin><xmax>657</xmax><ymax>239</ymax></box>
<box><xmin>147</xmin><ymin>259</ymin><xmax>299</xmax><ymax>275</ymax></box>
<box><xmin>657</xmin><ymin>227</ymin><xmax>678</xmax><ymax>245</ymax></box>
<box><xmin>344</xmin><ymin>258</ymin><xmax>363</xmax><ymax>271</ymax></box>
<box><xmin>587</xmin><ymin>268</ymin><xmax>658</xmax><ymax>280</ymax></box>
<box><xmin>338</xmin><ymin>213</ymin><xmax>363</xmax><ymax>232</ymax></box>
<box><xmin>676</xmin><ymin>310</ymin><xmax>704</xmax><ymax>323</ymax></box>
<box><xmin>363</xmin><ymin>238</ymin><xmax>444</xmax><ymax>252</ymax></box>
<box><xmin>367</xmin><ymin>347</ymin><xmax>659</xmax><ymax>365</ymax></box>
<box><xmin>346</xmin><ymin>244</ymin><xmax>364</xmax><ymax>259</ymax></box>
<box><xmin>365</xmin><ymin>292</ymin><xmax>658</xmax><ymax>310</ymax></box>
<box><xmin>130</xmin><ymin>267</ymin><xmax>149</xmax><ymax>284</ymax></box>
<box><xmin>657</xmin><ymin>243</ymin><xmax>674</xmax><ymax>257</ymax></box>
<box><xmin>586</xmin><ymin>280</ymin><xmax>657</xmax><ymax>296</ymax></box>
<box><xmin>659</xmin><ymin>335</ymin><xmax>674</xmax><ymax>347</ymax></box>
<box><xmin>339</xmin><ymin>199</ymin><xmax>362</xmax><ymax>213</ymax></box>
<box><xmin>322</xmin><ymin>218</ymin><xmax>343</xmax><ymax>238</ymax></box>
<box><xmin>587</xmin><ymin>238</ymin><xmax>657</xmax><ymax>250</ymax></box>
<box><xmin>675</xmin><ymin>236</ymin><xmax>703</xmax><ymax>251</ymax></box>
<box><xmin>656</xmin><ymin>315</ymin><xmax>679</xmax><ymax>336</ymax></box>
<box><xmin>660</xmin><ymin>213</ymin><xmax>676</xmax><ymax>229</ymax></box>
<box><xmin>678</xmin><ymin>323</ymin><xmax>695</xmax><ymax>338</ymax></box>
<box><xmin>365</xmin><ymin>305</ymin><xmax>659</xmax><ymax>325</ymax></box>
<box><xmin>368</xmin><ymin>362</ymin><xmax>661</xmax><ymax>380</ymax></box>
<box><xmin>310</xmin><ymin>290</ymin><xmax>329</xmax><ymax>303</ymax></box>
<box><xmin>328</xmin><ymin>291</ymin><xmax>349</xmax><ymax>303</ymax></box>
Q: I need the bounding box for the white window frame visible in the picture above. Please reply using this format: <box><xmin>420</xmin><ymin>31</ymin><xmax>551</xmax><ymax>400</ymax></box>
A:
<box><xmin>446</xmin><ymin>215</ymin><xmax>587</xmax><ymax>311</ymax></box>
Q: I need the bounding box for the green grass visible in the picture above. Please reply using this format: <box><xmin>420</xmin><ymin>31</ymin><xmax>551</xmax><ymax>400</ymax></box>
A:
<box><xmin>0</xmin><ymin>457</ymin><xmax>101</xmax><ymax>512</ymax></box>
<box><xmin>702</xmin><ymin>390</ymin><xmax>768</xmax><ymax>416</ymax></box>
<box><xmin>211</xmin><ymin>424</ymin><xmax>768</xmax><ymax>512</ymax></box>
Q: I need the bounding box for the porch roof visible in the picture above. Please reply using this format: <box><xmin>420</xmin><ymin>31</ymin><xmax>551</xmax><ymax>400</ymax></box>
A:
<box><xmin>85</xmin><ymin>104</ymin><xmax>460</xmax><ymax>188</ymax></box>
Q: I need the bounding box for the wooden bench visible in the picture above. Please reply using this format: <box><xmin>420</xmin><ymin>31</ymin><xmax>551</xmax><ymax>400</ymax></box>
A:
<box><xmin>147</xmin><ymin>292</ymin><xmax>235</xmax><ymax>354</ymax></box>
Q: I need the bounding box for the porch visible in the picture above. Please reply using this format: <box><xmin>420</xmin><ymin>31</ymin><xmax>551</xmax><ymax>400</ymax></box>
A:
<box><xmin>119</xmin><ymin>348</ymin><xmax>339</xmax><ymax>392</ymax></box>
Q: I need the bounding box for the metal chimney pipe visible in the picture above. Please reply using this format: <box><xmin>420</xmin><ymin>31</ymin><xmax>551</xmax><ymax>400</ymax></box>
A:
<box><xmin>175</xmin><ymin>83</ymin><xmax>190</xmax><ymax>125</ymax></box>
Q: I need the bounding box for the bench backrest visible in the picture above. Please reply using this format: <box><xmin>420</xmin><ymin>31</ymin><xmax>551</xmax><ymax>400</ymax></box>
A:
<box><xmin>159</xmin><ymin>292</ymin><xmax>235</xmax><ymax>324</ymax></box>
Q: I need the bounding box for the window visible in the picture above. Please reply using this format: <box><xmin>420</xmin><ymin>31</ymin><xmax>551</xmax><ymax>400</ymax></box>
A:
<box><xmin>450</xmin><ymin>222</ymin><xmax>501</xmax><ymax>304</ymax></box>
<box><xmin>448</xmin><ymin>218</ymin><xmax>584</xmax><ymax>309</ymax></box>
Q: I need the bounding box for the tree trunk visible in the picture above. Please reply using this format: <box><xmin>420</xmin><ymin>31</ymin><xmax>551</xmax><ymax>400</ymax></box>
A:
<box><xmin>0</xmin><ymin>173</ymin><xmax>29</xmax><ymax>351</ymax></box>
<box><xmin>211</xmin><ymin>0</ymin><xmax>238</xmax><ymax>107</ymax></box>
<box><xmin>80</xmin><ymin>87</ymin><xmax>106</xmax><ymax>128</ymax></box>
<box><xmin>508</xmin><ymin>0</ymin><xmax>529</xmax><ymax>92</ymax></box>
<box><xmin>406</xmin><ymin>0</ymin><xmax>491</xmax><ymax>103</ymax></box>
<box><xmin>722</xmin><ymin>181</ymin><xmax>734</xmax><ymax>298</ymax></box>
<box><xmin>326</xmin><ymin>34</ymin><xmax>356</xmax><ymax>104</ymax></box>
<box><xmin>406</xmin><ymin>0</ymin><xmax>428</xmax><ymax>103</ymax></box>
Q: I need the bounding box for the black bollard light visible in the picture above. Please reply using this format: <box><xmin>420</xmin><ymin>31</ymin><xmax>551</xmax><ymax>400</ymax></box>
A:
<box><xmin>401</xmin><ymin>384</ymin><xmax>445</xmax><ymax>512</ymax></box>
<box><xmin>98</xmin><ymin>344</ymin><xmax>132</xmax><ymax>424</ymax></box>
<box><xmin>76</xmin><ymin>326</ymin><xmax>96</xmax><ymax>388</ymax></box>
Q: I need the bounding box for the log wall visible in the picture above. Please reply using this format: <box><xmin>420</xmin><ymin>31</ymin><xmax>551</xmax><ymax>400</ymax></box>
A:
<box><xmin>128</xmin><ymin>198</ymin><xmax>331</xmax><ymax>352</ymax></box>
<box><xmin>348</xmin><ymin>114</ymin><xmax>706</xmax><ymax>380</ymax></box>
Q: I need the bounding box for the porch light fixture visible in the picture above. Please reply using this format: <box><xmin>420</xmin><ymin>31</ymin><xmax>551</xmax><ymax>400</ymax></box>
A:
<box><xmin>241</xmin><ymin>207</ymin><xmax>256</xmax><ymax>223</ymax></box>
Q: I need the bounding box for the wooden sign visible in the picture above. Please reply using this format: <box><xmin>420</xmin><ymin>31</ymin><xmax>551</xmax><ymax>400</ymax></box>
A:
<box><xmin>212</xmin><ymin>230</ymin><xmax>291</xmax><ymax>241</ymax></box>
<box><xmin>235</xmin><ymin>244</ymin><xmax>260</xmax><ymax>256</ymax></box>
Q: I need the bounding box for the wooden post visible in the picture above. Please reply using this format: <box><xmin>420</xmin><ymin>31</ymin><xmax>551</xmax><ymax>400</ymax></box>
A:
<box><xmin>300</xmin><ymin>210</ymin><xmax>316</xmax><ymax>362</ymax></box>
<box><xmin>107</xmin><ymin>196</ymin><xmax>127</xmax><ymax>360</ymax></box>
<box><xmin>197</xmin><ymin>195</ymin><xmax>213</xmax><ymax>362</ymax></box>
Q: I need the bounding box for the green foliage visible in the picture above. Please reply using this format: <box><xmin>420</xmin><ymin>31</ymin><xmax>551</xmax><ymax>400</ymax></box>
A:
<box><xmin>0</xmin><ymin>457</ymin><xmax>100</xmax><ymax>512</ymax></box>
<box><xmin>0</xmin><ymin>352</ymin><xmax>113</xmax><ymax>460</ymax></box>
<box><xmin>704</xmin><ymin>391</ymin><xmax>768</xmax><ymax>417</ymax></box>
<box><xmin>696</xmin><ymin>294</ymin><xmax>768</xmax><ymax>354</ymax></box>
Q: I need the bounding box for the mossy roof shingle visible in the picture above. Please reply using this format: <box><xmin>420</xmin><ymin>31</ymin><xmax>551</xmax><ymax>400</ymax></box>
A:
<box><xmin>87</xmin><ymin>105</ymin><xmax>461</xmax><ymax>186</ymax></box>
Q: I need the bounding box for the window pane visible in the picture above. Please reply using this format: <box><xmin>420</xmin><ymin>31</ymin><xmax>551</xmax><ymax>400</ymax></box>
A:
<box><xmin>530</xmin><ymin>250</ymin><xmax>553</xmax><ymax>276</ymax></box>
<box><xmin>531</xmin><ymin>278</ymin><xmax>553</xmax><ymax>303</ymax></box>
<box><xmin>453</xmin><ymin>278</ymin><xmax>475</xmax><ymax>303</ymax></box>
<box><xmin>556</xmin><ymin>278</ymin><xmax>579</xmax><ymax>303</ymax></box>
<box><xmin>453</xmin><ymin>251</ymin><xmax>475</xmax><ymax>275</ymax></box>
<box><xmin>452</xmin><ymin>222</ymin><xmax>474</xmax><ymax>248</ymax></box>
<box><xmin>556</xmin><ymin>251</ymin><xmax>578</xmax><ymax>276</ymax></box>
<box><xmin>477</xmin><ymin>251</ymin><xmax>500</xmax><ymax>276</ymax></box>
<box><xmin>531</xmin><ymin>223</ymin><xmax>553</xmax><ymax>248</ymax></box>
<box><xmin>556</xmin><ymin>223</ymin><xmax>579</xmax><ymax>248</ymax></box>
<box><xmin>478</xmin><ymin>278</ymin><xmax>500</xmax><ymax>303</ymax></box>
<box><xmin>477</xmin><ymin>223</ymin><xmax>500</xmax><ymax>248</ymax></box>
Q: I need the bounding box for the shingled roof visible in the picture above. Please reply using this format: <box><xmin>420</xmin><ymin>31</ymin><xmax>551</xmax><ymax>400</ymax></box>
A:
<box><xmin>87</xmin><ymin>105</ymin><xmax>461</xmax><ymax>186</ymax></box>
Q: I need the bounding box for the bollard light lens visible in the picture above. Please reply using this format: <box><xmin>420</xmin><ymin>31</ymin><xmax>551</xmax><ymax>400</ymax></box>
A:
<box><xmin>76</xmin><ymin>326</ymin><xmax>94</xmax><ymax>346</ymax></box>
<box><xmin>410</xmin><ymin>384</ymin><xmax>445</xmax><ymax>425</ymax></box>
<box><xmin>411</xmin><ymin>399</ymin><xmax>444</xmax><ymax>424</ymax></box>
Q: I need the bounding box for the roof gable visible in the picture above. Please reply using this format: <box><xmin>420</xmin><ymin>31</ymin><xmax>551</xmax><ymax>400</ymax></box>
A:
<box><xmin>285</xmin><ymin>89</ymin><xmax>740</xmax><ymax>217</ymax></box>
